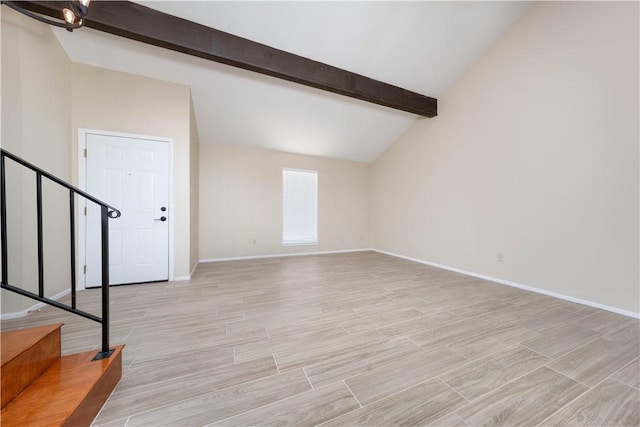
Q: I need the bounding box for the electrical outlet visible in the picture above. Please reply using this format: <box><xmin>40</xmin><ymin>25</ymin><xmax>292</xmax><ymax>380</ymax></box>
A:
<box><xmin>497</xmin><ymin>253</ymin><xmax>504</xmax><ymax>262</ymax></box>
<box><xmin>252</xmin><ymin>239</ymin><xmax>257</xmax><ymax>245</ymax></box>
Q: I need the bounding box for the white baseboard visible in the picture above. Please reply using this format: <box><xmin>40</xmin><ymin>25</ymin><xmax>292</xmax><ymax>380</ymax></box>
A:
<box><xmin>200</xmin><ymin>248</ymin><xmax>373</xmax><ymax>264</ymax></box>
<box><xmin>373</xmin><ymin>249</ymin><xmax>640</xmax><ymax>320</ymax></box>
<box><xmin>7</xmin><ymin>251</ymin><xmax>633</xmax><ymax>320</ymax></box>
<box><xmin>190</xmin><ymin>261</ymin><xmax>199</xmax><ymax>277</ymax></box>
<box><xmin>173</xmin><ymin>261</ymin><xmax>199</xmax><ymax>281</ymax></box>
<box><xmin>1</xmin><ymin>288</ymin><xmax>72</xmax><ymax>320</ymax></box>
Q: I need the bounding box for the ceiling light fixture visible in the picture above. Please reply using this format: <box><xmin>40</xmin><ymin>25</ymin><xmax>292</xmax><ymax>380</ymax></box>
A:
<box><xmin>2</xmin><ymin>0</ymin><xmax>90</xmax><ymax>32</ymax></box>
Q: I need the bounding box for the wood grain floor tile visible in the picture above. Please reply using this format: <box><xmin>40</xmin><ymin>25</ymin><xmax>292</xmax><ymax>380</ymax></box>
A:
<box><xmin>275</xmin><ymin>330</ymin><xmax>390</xmax><ymax>372</ymax></box>
<box><xmin>321</xmin><ymin>378</ymin><xmax>465</xmax><ymax>426</ymax></box>
<box><xmin>91</xmin><ymin>417</ymin><xmax>129</xmax><ymax>427</ymax></box>
<box><xmin>126</xmin><ymin>323</ymin><xmax>227</xmax><ymax>347</ymax></box>
<box><xmin>118</xmin><ymin>346</ymin><xmax>235</xmax><ymax>389</ymax></box>
<box><xmin>478</xmin><ymin>301</ymin><xmax>550</xmax><ymax>325</ymax></box>
<box><xmin>339</xmin><ymin>308</ymin><xmax>424</xmax><ymax>334</ymax></box>
<box><xmin>611</xmin><ymin>358</ymin><xmax>640</xmax><ymax>390</ymax></box>
<box><xmin>541</xmin><ymin>379</ymin><xmax>640</xmax><ymax>426</ymax></box>
<box><xmin>517</xmin><ymin>306</ymin><xmax>590</xmax><ymax>333</ymax></box>
<box><xmin>448</xmin><ymin>322</ymin><xmax>538</xmax><ymax>360</ymax></box>
<box><xmin>234</xmin><ymin>326</ymin><xmax>348</xmax><ymax>363</ymax></box>
<box><xmin>305</xmin><ymin>339</ymin><xmax>422</xmax><ymax>389</ymax></box>
<box><xmin>497</xmin><ymin>291</ymin><xmax>548</xmax><ymax>307</ymax></box>
<box><xmin>533</xmin><ymin>297</ymin><xmax>591</xmax><ymax>314</ymax></box>
<box><xmin>548</xmin><ymin>337</ymin><xmax>640</xmax><ymax>387</ymax></box>
<box><xmin>127</xmin><ymin>315</ymin><xmax>231</xmax><ymax>339</ymax></box>
<box><xmin>450</xmin><ymin>300</ymin><xmax>516</xmax><ymax>318</ymax></box>
<box><xmin>351</xmin><ymin>296</ymin><xmax>428</xmax><ymax>315</ymax></box>
<box><xmin>211</xmin><ymin>381</ymin><xmax>359</xmax><ymax>426</ymax></box>
<box><xmin>521</xmin><ymin>323</ymin><xmax>599</xmax><ymax>359</ymax></box>
<box><xmin>346</xmin><ymin>346</ymin><xmax>467</xmax><ymax>405</ymax></box>
<box><xmin>265</xmin><ymin>312</ymin><xmax>357</xmax><ymax>339</ymax></box>
<box><xmin>409</xmin><ymin>317</ymin><xmax>495</xmax><ymax>350</ymax></box>
<box><xmin>95</xmin><ymin>355</ymin><xmax>278</xmax><ymax>423</ymax></box>
<box><xmin>605</xmin><ymin>322</ymin><xmax>640</xmax><ymax>347</ymax></box>
<box><xmin>440</xmin><ymin>345</ymin><xmax>550</xmax><ymax>401</ymax></box>
<box><xmin>427</xmin><ymin>412</ymin><xmax>469</xmax><ymax>427</ymax></box>
<box><xmin>325</xmin><ymin>293</ymin><xmax>392</xmax><ymax>311</ymax></box>
<box><xmin>378</xmin><ymin>311</ymin><xmax>461</xmax><ymax>340</ymax></box>
<box><xmin>126</xmin><ymin>369</ymin><xmax>311</xmax><ymax>426</ymax></box>
<box><xmin>3</xmin><ymin>252</ymin><xmax>636</xmax><ymax>426</ymax></box>
<box><xmin>572</xmin><ymin>310</ymin><xmax>637</xmax><ymax>335</ymax></box>
<box><xmin>456</xmin><ymin>367</ymin><xmax>587</xmax><ymax>426</ymax></box>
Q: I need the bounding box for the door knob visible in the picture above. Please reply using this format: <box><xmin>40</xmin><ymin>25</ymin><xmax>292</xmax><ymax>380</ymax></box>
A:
<box><xmin>154</xmin><ymin>216</ymin><xmax>167</xmax><ymax>222</ymax></box>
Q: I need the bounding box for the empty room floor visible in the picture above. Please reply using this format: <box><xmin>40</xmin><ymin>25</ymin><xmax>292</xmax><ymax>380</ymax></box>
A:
<box><xmin>2</xmin><ymin>251</ymin><xmax>639</xmax><ymax>426</ymax></box>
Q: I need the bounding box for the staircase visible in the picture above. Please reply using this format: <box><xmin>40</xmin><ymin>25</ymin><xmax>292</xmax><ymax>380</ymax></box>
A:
<box><xmin>1</xmin><ymin>148</ymin><xmax>124</xmax><ymax>425</ymax></box>
<box><xmin>0</xmin><ymin>324</ymin><xmax>124</xmax><ymax>426</ymax></box>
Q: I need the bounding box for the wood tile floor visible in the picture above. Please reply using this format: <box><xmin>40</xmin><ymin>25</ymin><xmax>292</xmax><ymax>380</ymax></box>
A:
<box><xmin>2</xmin><ymin>251</ymin><xmax>639</xmax><ymax>426</ymax></box>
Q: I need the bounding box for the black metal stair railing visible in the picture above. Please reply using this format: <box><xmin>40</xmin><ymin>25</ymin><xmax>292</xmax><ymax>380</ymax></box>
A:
<box><xmin>0</xmin><ymin>148</ymin><xmax>121</xmax><ymax>360</ymax></box>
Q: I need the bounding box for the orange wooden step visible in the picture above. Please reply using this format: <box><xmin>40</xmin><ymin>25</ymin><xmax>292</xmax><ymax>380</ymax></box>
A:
<box><xmin>1</xmin><ymin>324</ymin><xmax>63</xmax><ymax>408</ymax></box>
<box><xmin>0</xmin><ymin>345</ymin><xmax>124</xmax><ymax>427</ymax></box>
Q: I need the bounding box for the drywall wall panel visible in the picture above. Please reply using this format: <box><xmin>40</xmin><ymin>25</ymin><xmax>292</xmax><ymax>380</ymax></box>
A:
<box><xmin>372</xmin><ymin>1</ymin><xmax>639</xmax><ymax>313</ymax></box>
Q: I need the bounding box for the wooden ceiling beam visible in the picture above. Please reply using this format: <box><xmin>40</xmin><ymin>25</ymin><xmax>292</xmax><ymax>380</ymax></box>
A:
<box><xmin>16</xmin><ymin>1</ymin><xmax>438</xmax><ymax>117</ymax></box>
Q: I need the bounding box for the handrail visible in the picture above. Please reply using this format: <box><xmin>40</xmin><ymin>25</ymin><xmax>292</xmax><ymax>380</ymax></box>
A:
<box><xmin>0</xmin><ymin>148</ymin><xmax>119</xmax><ymax>360</ymax></box>
<box><xmin>0</xmin><ymin>149</ymin><xmax>121</xmax><ymax>218</ymax></box>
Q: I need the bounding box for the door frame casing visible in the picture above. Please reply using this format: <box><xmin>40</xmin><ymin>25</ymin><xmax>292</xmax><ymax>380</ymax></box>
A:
<box><xmin>77</xmin><ymin>128</ymin><xmax>175</xmax><ymax>290</ymax></box>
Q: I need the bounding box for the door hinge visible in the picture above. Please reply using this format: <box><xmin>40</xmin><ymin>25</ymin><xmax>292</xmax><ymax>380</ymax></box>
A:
<box><xmin>83</xmin><ymin>265</ymin><xmax>86</xmax><ymax>274</ymax></box>
<box><xmin>84</xmin><ymin>206</ymin><xmax>87</xmax><ymax>216</ymax></box>
<box><xmin>83</xmin><ymin>148</ymin><xmax>87</xmax><ymax>158</ymax></box>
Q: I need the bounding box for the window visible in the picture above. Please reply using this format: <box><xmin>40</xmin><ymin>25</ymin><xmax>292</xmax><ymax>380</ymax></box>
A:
<box><xmin>282</xmin><ymin>168</ymin><xmax>318</xmax><ymax>245</ymax></box>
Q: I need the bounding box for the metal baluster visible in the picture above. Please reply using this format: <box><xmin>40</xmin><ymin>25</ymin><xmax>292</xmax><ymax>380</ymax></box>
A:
<box><xmin>1</xmin><ymin>153</ymin><xmax>7</xmax><ymax>285</ymax></box>
<box><xmin>36</xmin><ymin>172</ymin><xmax>44</xmax><ymax>297</ymax></box>
<box><xmin>94</xmin><ymin>205</ymin><xmax>113</xmax><ymax>360</ymax></box>
<box><xmin>70</xmin><ymin>190</ymin><xmax>76</xmax><ymax>310</ymax></box>
<box><xmin>1</xmin><ymin>149</ymin><xmax>117</xmax><ymax>360</ymax></box>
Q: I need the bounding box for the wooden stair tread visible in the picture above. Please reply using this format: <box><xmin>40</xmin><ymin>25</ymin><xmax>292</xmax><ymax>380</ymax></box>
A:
<box><xmin>1</xmin><ymin>324</ymin><xmax>63</xmax><ymax>366</ymax></box>
<box><xmin>1</xmin><ymin>345</ymin><xmax>124</xmax><ymax>427</ymax></box>
<box><xmin>1</xmin><ymin>324</ymin><xmax>63</xmax><ymax>408</ymax></box>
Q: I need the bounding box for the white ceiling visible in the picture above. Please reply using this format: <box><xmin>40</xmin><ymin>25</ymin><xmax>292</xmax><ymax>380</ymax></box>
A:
<box><xmin>53</xmin><ymin>1</ymin><xmax>532</xmax><ymax>163</ymax></box>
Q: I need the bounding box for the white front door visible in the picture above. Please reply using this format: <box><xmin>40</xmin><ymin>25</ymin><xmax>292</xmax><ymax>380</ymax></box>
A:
<box><xmin>85</xmin><ymin>133</ymin><xmax>169</xmax><ymax>287</ymax></box>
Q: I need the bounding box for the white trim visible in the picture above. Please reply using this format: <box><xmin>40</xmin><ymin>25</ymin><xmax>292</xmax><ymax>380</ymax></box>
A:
<box><xmin>200</xmin><ymin>248</ymin><xmax>373</xmax><ymax>264</ymax></box>
<box><xmin>190</xmin><ymin>261</ymin><xmax>199</xmax><ymax>277</ymax></box>
<box><xmin>282</xmin><ymin>167</ymin><xmax>318</xmax><ymax>174</ymax></box>
<box><xmin>173</xmin><ymin>262</ymin><xmax>199</xmax><ymax>281</ymax></box>
<box><xmin>373</xmin><ymin>249</ymin><xmax>640</xmax><ymax>319</ymax></box>
<box><xmin>167</xmin><ymin>140</ymin><xmax>175</xmax><ymax>281</ymax></box>
<box><xmin>1</xmin><ymin>289</ymin><xmax>71</xmax><ymax>320</ymax></box>
<box><xmin>175</xmin><ymin>261</ymin><xmax>200</xmax><ymax>281</ymax></box>
<box><xmin>76</xmin><ymin>128</ymin><xmax>176</xmax><ymax>288</ymax></box>
<box><xmin>281</xmin><ymin>241</ymin><xmax>320</xmax><ymax>247</ymax></box>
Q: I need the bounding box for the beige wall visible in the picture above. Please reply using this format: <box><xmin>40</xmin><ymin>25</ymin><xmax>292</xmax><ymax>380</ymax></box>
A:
<box><xmin>2</xmin><ymin>1</ymin><xmax>637</xmax><ymax>318</ymax></box>
<box><xmin>71</xmin><ymin>64</ymin><xmax>196</xmax><ymax>279</ymax></box>
<box><xmin>189</xmin><ymin>94</ymin><xmax>200</xmax><ymax>272</ymax></box>
<box><xmin>372</xmin><ymin>1</ymin><xmax>639</xmax><ymax>313</ymax></box>
<box><xmin>1</xmin><ymin>29</ymin><xmax>200</xmax><ymax>315</ymax></box>
<box><xmin>1</xmin><ymin>9</ymin><xmax>73</xmax><ymax>314</ymax></box>
<box><xmin>199</xmin><ymin>144</ymin><xmax>370</xmax><ymax>260</ymax></box>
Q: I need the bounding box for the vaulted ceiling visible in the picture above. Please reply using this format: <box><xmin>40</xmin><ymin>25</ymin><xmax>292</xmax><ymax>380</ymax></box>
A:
<box><xmin>52</xmin><ymin>1</ymin><xmax>532</xmax><ymax>163</ymax></box>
